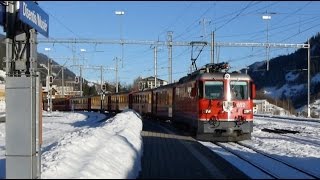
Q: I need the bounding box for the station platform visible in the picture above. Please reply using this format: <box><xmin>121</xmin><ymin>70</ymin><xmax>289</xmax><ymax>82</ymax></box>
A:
<box><xmin>138</xmin><ymin>119</ymin><xmax>249</xmax><ymax>179</ymax></box>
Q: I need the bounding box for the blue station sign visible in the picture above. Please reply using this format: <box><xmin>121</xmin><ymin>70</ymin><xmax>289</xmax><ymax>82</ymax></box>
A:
<box><xmin>0</xmin><ymin>3</ymin><xmax>5</xmax><ymax>26</ymax></box>
<box><xmin>18</xmin><ymin>1</ymin><xmax>49</xmax><ymax>37</ymax></box>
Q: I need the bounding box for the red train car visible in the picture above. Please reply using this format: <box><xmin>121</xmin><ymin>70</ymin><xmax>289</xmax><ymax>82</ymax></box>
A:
<box><xmin>43</xmin><ymin>97</ymin><xmax>71</xmax><ymax>111</ymax></box>
<box><xmin>173</xmin><ymin>63</ymin><xmax>255</xmax><ymax>141</ymax></box>
<box><xmin>152</xmin><ymin>83</ymin><xmax>174</xmax><ymax>120</ymax></box>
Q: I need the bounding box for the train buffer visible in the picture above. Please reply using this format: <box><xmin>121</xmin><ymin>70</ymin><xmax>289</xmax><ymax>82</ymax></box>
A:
<box><xmin>138</xmin><ymin>119</ymin><xmax>249</xmax><ymax>179</ymax></box>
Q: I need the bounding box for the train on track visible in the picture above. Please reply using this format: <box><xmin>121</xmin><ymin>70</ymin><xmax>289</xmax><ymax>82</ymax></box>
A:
<box><xmin>44</xmin><ymin>62</ymin><xmax>256</xmax><ymax>141</ymax></box>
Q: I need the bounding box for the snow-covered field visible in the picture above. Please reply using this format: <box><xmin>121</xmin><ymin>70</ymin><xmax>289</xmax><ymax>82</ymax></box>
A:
<box><xmin>0</xmin><ymin>110</ymin><xmax>143</xmax><ymax>179</ymax></box>
<box><xmin>200</xmin><ymin>116</ymin><xmax>320</xmax><ymax>178</ymax></box>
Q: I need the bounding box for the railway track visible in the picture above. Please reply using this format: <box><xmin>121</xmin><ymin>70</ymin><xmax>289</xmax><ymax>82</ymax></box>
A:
<box><xmin>254</xmin><ymin>114</ymin><xmax>320</xmax><ymax>124</ymax></box>
<box><xmin>261</xmin><ymin>128</ymin><xmax>320</xmax><ymax>147</ymax></box>
<box><xmin>212</xmin><ymin>142</ymin><xmax>319</xmax><ymax>179</ymax></box>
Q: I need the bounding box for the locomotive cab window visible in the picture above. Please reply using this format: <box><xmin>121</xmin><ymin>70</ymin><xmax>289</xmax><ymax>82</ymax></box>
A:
<box><xmin>204</xmin><ymin>81</ymin><xmax>224</xmax><ymax>99</ymax></box>
<box><xmin>230</xmin><ymin>81</ymin><xmax>248</xmax><ymax>100</ymax></box>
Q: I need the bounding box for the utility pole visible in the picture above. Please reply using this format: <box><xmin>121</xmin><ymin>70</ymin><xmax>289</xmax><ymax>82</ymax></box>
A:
<box><xmin>62</xmin><ymin>65</ymin><xmax>65</xmax><ymax>97</ymax></box>
<box><xmin>45</xmin><ymin>48</ymin><xmax>51</xmax><ymax>112</ymax></box>
<box><xmin>49</xmin><ymin>59</ymin><xmax>52</xmax><ymax>112</ymax></box>
<box><xmin>167</xmin><ymin>31</ymin><xmax>173</xmax><ymax>84</ymax></box>
<box><xmin>211</xmin><ymin>31</ymin><xmax>214</xmax><ymax>64</ymax></box>
<box><xmin>115</xmin><ymin>11</ymin><xmax>125</xmax><ymax>68</ymax></box>
<box><xmin>70</xmin><ymin>64</ymin><xmax>115</xmax><ymax>95</ymax></box>
<box><xmin>80</xmin><ymin>65</ymin><xmax>83</xmax><ymax>96</ymax></box>
<box><xmin>262</xmin><ymin>12</ymin><xmax>275</xmax><ymax>71</ymax></box>
<box><xmin>100</xmin><ymin>65</ymin><xmax>104</xmax><ymax>112</ymax></box>
<box><xmin>100</xmin><ymin>65</ymin><xmax>103</xmax><ymax>90</ymax></box>
<box><xmin>307</xmin><ymin>39</ymin><xmax>311</xmax><ymax>118</ymax></box>
<box><xmin>199</xmin><ymin>18</ymin><xmax>211</xmax><ymax>40</ymax></box>
<box><xmin>51</xmin><ymin>64</ymin><xmax>66</xmax><ymax>97</ymax></box>
<box><xmin>153</xmin><ymin>45</ymin><xmax>158</xmax><ymax>88</ymax></box>
<box><xmin>115</xmin><ymin>57</ymin><xmax>119</xmax><ymax>93</ymax></box>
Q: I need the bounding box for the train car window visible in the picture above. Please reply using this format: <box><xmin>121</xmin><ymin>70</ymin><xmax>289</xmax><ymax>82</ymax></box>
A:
<box><xmin>230</xmin><ymin>81</ymin><xmax>248</xmax><ymax>100</ymax></box>
<box><xmin>198</xmin><ymin>81</ymin><xmax>203</xmax><ymax>98</ymax></box>
<box><xmin>191</xmin><ymin>88</ymin><xmax>196</xmax><ymax>97</ymax></box>
<box><xmin>204</xmin><ymin>81</ymin><xmax>224</xmax><ymax>99</ymax></box>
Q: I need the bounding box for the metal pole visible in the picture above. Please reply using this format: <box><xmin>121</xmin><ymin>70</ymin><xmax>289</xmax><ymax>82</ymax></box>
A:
<box><xmin>266</xmin><ymin>20</ymin><xmax>269</xmax><ymax>71</ymax></box>
<box><xmin>167</xmin><ymin>31</ymin><xmax>173</xmax><ymax>84</ymax></box>
<box><xmin>47</xmin><ymin>56</ymin><xmax>50</xmax><ymax>112</ymax></box>
<box><xmin>80</xmin><ymin>65</ymin><xmax>82</xmax><ymax>96</ymax></box>
<box><xmin>115</xmin><ymin>58</ymin><xmax>119</xmax><ymax>93</ymax></box>
<box><xmin>100</xmin><ymin>65</ymin><xmax>103</xmax><ymax>90</ymax></box>
<box><xmin>154</xmin><ymin>46</ymin><xmax>157</xmax><ymax>88</ymax></box>
<box><xmin>115</xmin><ymin>11</ymin><xmax>125</xmax><ymax>68</ymax></box>
<box><xmin>49</xmin><ymin>59</ymin><xmax>52</xmax><ymax>113</ymax></box>
<box><xmin>307</xmin><ymin>39</ymin><xmax>311</xmax><ymax>117</ymax></box>
<box><xmin>35</xmin><ymin>71</ymin><xmax>41</xmax><ymax>179</ymax></box>
<box><xmin>120</xmin><ymin>12</ymin><xmax>123</xmax><ymax>56</ymax></box>
<box><xmin>100</xmin><ymin>65</ymin><xmax>103</xmax><ymax>112</ymax></box>
<box><xmin>211</xmin><ymin>31</ymin><xmax>214</xmax><ymax>64</ymax></box>
<box><xmin>62</xmin><ymin>66</ymin><xmax>65</xmax><ymax>97</ymax></box>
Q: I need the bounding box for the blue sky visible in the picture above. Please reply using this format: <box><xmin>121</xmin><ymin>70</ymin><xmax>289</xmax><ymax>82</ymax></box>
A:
<box><xmin>3</xmin><ymin>1</ymin><xmax>320</xmax><ymax>86</ymax></box>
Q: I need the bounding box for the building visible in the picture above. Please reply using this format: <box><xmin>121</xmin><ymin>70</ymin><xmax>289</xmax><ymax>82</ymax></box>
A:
<box><xmin>54</xmin><ymin>80</ymin><xmax>81</xmax><ymax>96</ymax></box>
<box><xmin>0</xmin><ymin>83</ymin><xmax>5</xmax><ymax>112</ymax></box>
<box><xmin>139</xmin><ymin>76</ymin><xmax>168</xmax><ymax>90</ymax></box>
<box><xmin>253</xmin><ymin>99</ymin><xmax>290</xmax><ymax>116</ymax></box>
<box><xmin>253</xmin><ymin>99</ymin><xmax>273</xmax><ymax>114</ymax></box>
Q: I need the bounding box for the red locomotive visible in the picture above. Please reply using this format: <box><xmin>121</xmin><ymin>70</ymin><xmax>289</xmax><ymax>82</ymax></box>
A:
<box><xmin>172</xmin><ymin>63</ymin><xmax>255</xmax><ymax>141</ymax></box>
<box><xmin>46</xmin><ymin>62</ymin><xmax>255</xmax><ymax>141</ymax></box>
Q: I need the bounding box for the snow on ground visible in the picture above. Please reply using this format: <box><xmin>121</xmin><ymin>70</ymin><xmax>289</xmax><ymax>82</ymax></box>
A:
<box><xmin>0</xmin><ymin>109</ymin><xmax>143</xmax><ymax>179</ymax></box>
<box><xmin>200</xmin><ymin>116</ymin><xmax>320</xmax><ymax>178</ymax></box>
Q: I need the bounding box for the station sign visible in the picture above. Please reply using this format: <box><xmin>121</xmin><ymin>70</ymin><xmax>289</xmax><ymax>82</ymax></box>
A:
<box><xmin>0</xmin><ymin>3</ymin><xmax>5</xmax><ymax>26</ymax></box>
<box><xmin>18</xmin><ymin>1</ymin><xmax>49</xmax><ymax>37</ymax></box>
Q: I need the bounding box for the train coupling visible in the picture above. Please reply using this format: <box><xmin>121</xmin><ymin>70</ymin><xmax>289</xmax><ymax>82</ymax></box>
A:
<box><xmin>235</xmin><ymin>115</ymin><xmax>246</xmax><ymax>126</ymax></box>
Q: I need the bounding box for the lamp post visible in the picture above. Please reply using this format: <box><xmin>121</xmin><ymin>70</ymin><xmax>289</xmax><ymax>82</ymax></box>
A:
<box><xmin>115</xmin><ymin>10</ymin><xmax>125</xmax><ymax>67</ymax></box>
<box><xmin>262</xmin><ymin>14</ymin><xmax>271</xmax><ymax>71</ymax></box>
<box><xmin>114</xmin><ymin>57</ymin><xmax>119</xmax><ymax>93</ymax></box>
<box><xmin>45</xmin><ymin>47</ymin><xmax>52</xmax><ymax>112</ymax></box>
<box><xmin>80</xmin><ymin>49</ymin><xmax>86</xmax><ymax>96</ymax></box>
<box><xmin>307</xmin><ymin>40</ymin><xmax>311</xmax><ymax>118</ymax></box>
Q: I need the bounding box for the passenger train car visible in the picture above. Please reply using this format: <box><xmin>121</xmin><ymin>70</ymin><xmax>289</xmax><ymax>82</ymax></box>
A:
<box><xmin>46</xmin><ymin>62</ymin><xmax>255</xmax><ymax>141</ymax></box>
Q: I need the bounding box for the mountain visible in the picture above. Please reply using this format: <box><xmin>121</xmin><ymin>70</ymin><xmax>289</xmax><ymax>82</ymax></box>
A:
<box><xmin>244</xmin><ymin>32</ymin><xmax>320</xmax><ymax>114</ymax></box>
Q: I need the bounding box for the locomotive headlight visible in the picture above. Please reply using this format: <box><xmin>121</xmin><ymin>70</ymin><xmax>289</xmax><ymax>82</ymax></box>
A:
<box><xmin>243</xmin><ymin>109</ymin><xmax>252</xmax><ymax>114</ymax></box>
<box><xmin>202</xmin><ymin>109</ymin><xmax>211</xmax><ymax>114</ymax></box>
<box><xmin>224</xmin><ymin>73</ymin><xmax>230</xmax><ymax>79</ymax></box>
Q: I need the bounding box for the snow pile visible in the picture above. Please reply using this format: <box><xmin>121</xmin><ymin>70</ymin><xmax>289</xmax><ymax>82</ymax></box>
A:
<box><xmin>285</xmin><ymin>72</ymin><xmax>299</xmax><ymax>82</ymax></box>
<box><xmin>41</xmin><ymin>109</ymin><xmax>143</xmax><ymax>179</ymax></box>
